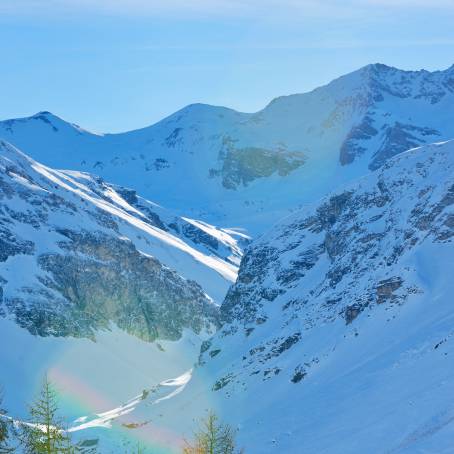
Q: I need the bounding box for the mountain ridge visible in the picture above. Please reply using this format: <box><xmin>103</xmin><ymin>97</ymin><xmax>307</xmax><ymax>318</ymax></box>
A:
<box><xmin>6</xmin><ymin>62</ymin><xmax>454</xmax><ymax>135</ymax></box>
<box><xmin>1</xmin><ymin>63</ymin><xmax>454</xmax><ymax>234</ymax></box>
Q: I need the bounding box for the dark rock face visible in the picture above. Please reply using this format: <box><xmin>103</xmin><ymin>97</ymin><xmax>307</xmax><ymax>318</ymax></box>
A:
<box><xmin>339</xmin><ymin>115</ymin><xmax>442</xmax><ymax>171</ymax></box>
<box><xmin>182</xmin><ymin>223</ymin><xmax>219</xmax><ymax>251</ymax></box>
<box><xmin>340</xmin><ymin>116</ymin><xmax>378</xmax><ymax>165</ymax></box>
<box><xmin>114</xmin><ymin>187</ymin><xmax>139</xmax><ymax>205</ymax></box>
<box><xmin>164</xmin><ymin>127</ymin><xmax>184</xmax><ymax>148</ymax></box>
<box><xmin>213</xmin><ymin>373</ymin><xmax>234</xmax><ymax>391</ymax></box>
<box><xmin>38</xmin><ymin>231</ymin><xmax>217</xmax><ymax>340</ymax></box>
<box><xmin>375</xmin><ymin>277</ymin><xmax>403</xmax><ymax>304</ymax></box>
<box><xmin>410</xmin><ymin>183</ymin><xmax>454</xmax><ymax>241</ymax></box>
<box><xmin>0</xmin><ymin>228</ymin><xmax>34</xmax><ymax>262</ymax></box>
<box><xmin>212</xmin><ymin>137</ymin><xmax>306</xmax><ymax>190</ymax></box>
<box><xmin>369</xmin><ymin>123</ymin><xmax>440</xmax><ymax>171</ymax></box>
<box><xmin>344</xmin><ymin>305</ymin><xmax>362</xmax><ymax>324</ymax></box>
<box><xmin>4</xmin><ymin>230</ymin><xmax>219</xmax><ymax>341</ymax></box>
<box><xmin>221</xmin><ymin>245</ymin><xmax>280</xmax><ymax>324</ymax></box>
<box><xmin>291</xmin><ymin>366</ymin><xmax>307</xmax><ymax>383</ymax></box>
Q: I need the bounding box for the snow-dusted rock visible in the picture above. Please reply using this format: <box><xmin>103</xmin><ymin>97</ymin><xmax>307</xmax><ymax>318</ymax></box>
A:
<box><xmin>0</xmin><ymin>140</ymin><xmax>246</xmax><ymax>341</ymax></box>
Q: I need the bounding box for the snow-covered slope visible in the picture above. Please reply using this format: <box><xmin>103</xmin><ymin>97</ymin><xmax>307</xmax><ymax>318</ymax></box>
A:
<box><xmin>0</xmin><ymin>139</ymin><xmax>249</xmax><ymax>339</ymax></box>
<box><xmin>0</xmin><ymin>318</ymin><xmax>204</xmax><ymax>453</ymax></box>
<box><xmin>2</xmin><ymin>64</ymin><xmax>454</xmax><ymax>232</ymax></box>
<box><xmin>133</xmin><ymin>140</ymin><xmax>454</xmax><ymax>453</ymax></box>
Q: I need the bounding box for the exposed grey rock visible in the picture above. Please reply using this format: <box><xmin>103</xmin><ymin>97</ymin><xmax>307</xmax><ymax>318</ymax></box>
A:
<box><xmin>340</xmin><ymin>116</ymin><xmax>378</xmax><ymax>165</ymax></box>
<box><xmin>0</xmin><ymin>228</ymin><xmax>34</xmax><ymax>262</ymax></box>
<box><xmin>369</xmin><ymin>123</ymin><xmax>440</xmax><ymax>170</ymax></box>
<box><xmin>214</xmin><ymin>137</ymin><xmax>306</xmax><ymax>190</ymax></box>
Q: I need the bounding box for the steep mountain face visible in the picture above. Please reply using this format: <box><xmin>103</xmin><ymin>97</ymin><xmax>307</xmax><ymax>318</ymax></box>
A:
<box><xmin>0</xmin><ymin>140</ymin><xmax>246</xmax><ymax>341</ymax></box>
<box><xmin>221</xmin><ymin>142</ymin><xmax>453</xmax><ymax>329</ymax></box>
<box><xmin>1</xmin><ymin>64</ymin><xmax>453</xmax><ymax>232</ymax></box>
<box><xmin>146</xmin><ymin>141</ymin><xmax>454</xmax><ymax>453</ymax></box>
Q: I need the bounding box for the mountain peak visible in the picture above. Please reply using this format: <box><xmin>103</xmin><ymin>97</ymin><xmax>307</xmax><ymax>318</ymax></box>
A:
<box><xmin>30</xmin><ymin>110</ymin><xmax>66</xmax><ymax>123</ymax></box>
<box><xmin>359</xmin><ymin>61</ymin><xmax>454</xmax><ymax>81</ymax></box>
<box><xmin>0</xmin><ymin>110</ymin><xmax>103</xmax><ymax>137</ymax></box>
<box><xmin>361</xmin><ymin>62</ymin><xmax>395</xmax><ymax>72</ymax></box>
<box><xmin>263</xmin><ymin>62</ymin><xmax>454</xmax><ymax>114</ymax></box>
<box><xmin>33</xmin><ymin>110</ymin><xmax>54</xmax><ymax>117</ymax></box>
<box><xmin>344</xmin><ymin>61</ymin><xmax>454</xmax><ymax>105</ymax></box>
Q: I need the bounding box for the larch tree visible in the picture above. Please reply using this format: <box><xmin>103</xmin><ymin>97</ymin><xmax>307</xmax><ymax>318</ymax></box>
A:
<box><xmin>0</xmin><ymin>389</ymin><xmax>15</xmax><ymax>453</ymax></box>
<box><xmin>183</xmin><ymin>411</ymin><xmax>239</xmax><ymax>454</ymax></box>
<box><xmin>20</xmin><ymin>376</ymin><xmax>75</xmax><ymax>454</ymax></box>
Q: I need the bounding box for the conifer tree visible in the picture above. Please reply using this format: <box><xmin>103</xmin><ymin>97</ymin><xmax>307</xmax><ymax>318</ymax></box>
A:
<box><xmin>21</xmin><ymin>376</ymin><xmax>75</xmax><ymax>454</ymax></box>
<box><xmin>0</xmin><ymin>389</ymin><xmax>15</xmax><ymax>453</ymax></box>
<box><xmin>183</xmin><ymin>411</ymin><xmax>238</xmax><ymax>454</ymax></box>
<box><xmin>134</xmin><ymin>443</ymin><xmax>145</xmax><ymax>454</ymax></box>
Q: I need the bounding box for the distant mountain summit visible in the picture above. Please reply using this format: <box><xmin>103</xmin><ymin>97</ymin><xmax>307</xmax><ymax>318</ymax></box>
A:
<box><xmin>2</xmin><ymin>63</ymin><xmax>453</xmax><ymax>232</ymax></box>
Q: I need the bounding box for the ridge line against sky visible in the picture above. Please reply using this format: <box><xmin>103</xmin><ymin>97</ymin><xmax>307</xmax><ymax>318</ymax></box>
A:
<box><xmin>1</xmin><ymin>0</ymin><xmax>454</xmax><ymax>132</ymax></box>
<box><xmin>3</xmin><ymin>61</ymin><xmax>454</xmax><ymax>137</ymax></box>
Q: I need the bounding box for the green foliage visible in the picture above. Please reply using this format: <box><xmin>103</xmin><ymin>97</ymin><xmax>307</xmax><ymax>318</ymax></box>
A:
<box><xmin>20</xmin><ymin>376</ymin><xmax>76</xmax><ymax>454</ymax></box>
<box><xmin>134</xmin><ymin>443</ymin><xmax>146</xmax><ymax>454</ymax></box>
<box><xmin>0</xmin><ymin>389</ymin><xmax>15</xmax><ymax>453</ymax></box>
<box><xmin>183</xmin><ymin>411</ymin><xmax>239</xmax><ymax>454</ymax></box>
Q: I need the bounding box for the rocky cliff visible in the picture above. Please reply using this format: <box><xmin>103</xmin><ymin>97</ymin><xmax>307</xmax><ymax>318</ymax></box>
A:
<box><xmin>0</xmin><ymin>140</ymin><xmax>245</xmax><ymax>341</ymax></box>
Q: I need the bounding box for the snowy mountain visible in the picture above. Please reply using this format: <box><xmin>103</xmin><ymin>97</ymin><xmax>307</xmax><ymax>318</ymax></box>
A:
<box><xmin>1</xmin><ymin>63</ymin><xmax>454</xmax><ymax>453</ymax></box>
<box><xmin>0</xmin><ymin>139</ymin><xmax>249</xmax><ymax>342</ymax></box>
<box><xmin>136</xmin><ymin>140</ymin><xmax>454</xmax><ymax>453</ymax></box>
<box><xmin>0</xmin><ymin>139</ymin><xmax>249</xmax><ymax>452</ymax></box>
<box><xmin>2</xmin><ymin>64</ymin><xmax>454</xmax><ymax>232</ymax></box>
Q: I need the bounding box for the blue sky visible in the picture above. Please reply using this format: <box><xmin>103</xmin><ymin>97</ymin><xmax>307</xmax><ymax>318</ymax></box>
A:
<box><xmin>1</xmin><ymin>0</ymin><xmax>454</xmax><ymax>133</ymax></box>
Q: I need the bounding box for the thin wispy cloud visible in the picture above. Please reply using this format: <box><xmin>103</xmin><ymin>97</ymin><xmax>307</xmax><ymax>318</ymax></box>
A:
<box><xmin>140</xmin><ymin>38</ymin><xmax>454</xmax><ymax>52</ymax></box>
<box><xmin>2</xmin><ymin>0</ymin><xmax>454</xmax><ymax>19</ymax></box>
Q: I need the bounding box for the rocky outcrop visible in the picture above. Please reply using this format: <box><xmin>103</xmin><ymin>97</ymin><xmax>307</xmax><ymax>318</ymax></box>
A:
<box><xmin>7</xmin><ymin>230</ymin><xmax>218</xmax><ymax>341</ymax></box>
<box><xmin>340</xmin><ymin>116</ymin><xmax>378</xmax><ymax>165</ymax></box>
<box><xmin>213</xmin><ymin>138</ymin><xmax>306</xmax><ymax>190</ymax></box>
<box><xmin>0</xmin><ymin>228</ymin><xmax>34</xmax><ymax>262</ymax></box>
<box><xmin>369</xmin><ymin>122</ymin><xmax>440</xmax><ymax>170</ymax></box>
